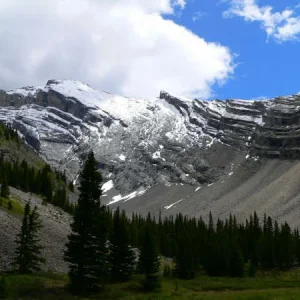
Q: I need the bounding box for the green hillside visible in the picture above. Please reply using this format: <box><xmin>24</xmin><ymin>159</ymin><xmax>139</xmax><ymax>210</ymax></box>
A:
<box><xmin>0</xmin><ymin>123</ymin><xmax>75</xmax><ymax>214</ymax></box>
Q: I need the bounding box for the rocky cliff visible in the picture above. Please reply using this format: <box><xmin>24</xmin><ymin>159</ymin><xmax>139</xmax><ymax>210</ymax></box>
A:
<box><xmin>1</xmin><ymin>80</ymin><xmax>300</xmax><ymax>224</ymax></box>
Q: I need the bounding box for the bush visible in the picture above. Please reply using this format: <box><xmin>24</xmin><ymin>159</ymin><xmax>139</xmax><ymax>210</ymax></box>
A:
<box><xmin>142</xmin><ymin>274</ymin><xmax>161</xmax><ymax>292</ymax></box>
<box><xmin>8</xmin><ymin>201</ymin><xmax>13</xmax><ymax>210</ymax></box>
<box><xmin>163</xmin><ymin>264</ymin><xmax>173</xmax><ymax>278</ymax></box>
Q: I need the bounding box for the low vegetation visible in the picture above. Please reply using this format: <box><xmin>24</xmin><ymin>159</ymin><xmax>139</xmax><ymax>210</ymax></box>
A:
<box><xmin>0</xmin><ymin>196</ymin><xmax>24</xmax><ymax>216</ymax></box>
<box><xmin>1</xmin><ymin>271</ymin><xmax>300</xmax><ymax>299</ymax></box>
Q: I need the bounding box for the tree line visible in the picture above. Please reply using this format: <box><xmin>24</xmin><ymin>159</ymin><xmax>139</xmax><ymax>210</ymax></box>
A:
<box><xmin>3</xmin><ymin>149</ymin><xmax>300</xmax><ymax>296</ymax></box>
<box><xmin>63</xmin><ymin>152</ymin><xmax>300</xmax><ymax>295</ymax></box>
<box><xmin>0</xmin><ymin>123</ymin><xmax>75</xmax><ymax>214</ymax></box>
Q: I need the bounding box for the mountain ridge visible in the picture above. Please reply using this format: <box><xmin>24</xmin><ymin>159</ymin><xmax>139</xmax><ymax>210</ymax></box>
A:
<box><xmin>1</xmin><ymin>79</ymin><xmax>300</xmax><ymax>225</ymax></box>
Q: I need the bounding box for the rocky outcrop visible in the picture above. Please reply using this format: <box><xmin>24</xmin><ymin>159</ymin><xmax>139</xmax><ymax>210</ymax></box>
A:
<box><xmin>253</xmin><ymin>95</ymin><xmax>300</xmax><ymax>158</ymax></box>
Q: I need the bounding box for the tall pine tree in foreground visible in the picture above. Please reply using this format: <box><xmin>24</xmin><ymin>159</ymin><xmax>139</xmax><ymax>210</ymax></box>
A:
<box><xmin>108</xmin><ymin>208</ymin><xmax>135</xmax><ymax>282</ymax></box>
<box><xmin>14</xmin><ymin>202</ymin><xmax>44</xmax><ymax>273</ymax></box>
<box><xmin>139</xmin><ymin>225</ymin><xmax>161</xmax><ymax>291</ymax></box>
<box><xmin>64</xmin><ymin>152</ymin><xmax>108</xmax><ymax>295</ymax></box>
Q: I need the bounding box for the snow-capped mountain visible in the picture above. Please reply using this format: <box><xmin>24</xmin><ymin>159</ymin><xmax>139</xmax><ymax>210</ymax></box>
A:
<box><xmin>1</xmin><ymin>80</ymin><xmax>300</xmax><ymax>225</ymax></box>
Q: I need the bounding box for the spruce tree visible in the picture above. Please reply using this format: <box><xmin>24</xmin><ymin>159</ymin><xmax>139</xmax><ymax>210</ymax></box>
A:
<box><xmin>229</xmin><ymin>244</ymin><xmax>244</xmax><ymax>277</ymax></box>
<box><xmin>64</xmin><ymin>152</ymin><xmax>108</xmax><ymax>295</ymax></box>
<box><xmin>14</xmin><ymin>202</ymin><xmax>44</xmax><ymax>273</ymax></box>
<box><xmin>108</xmin><ymin>208</ymin><xmax>135</xmax><ymax>282</ymax></box>
<box><xmin>174</xmin><ymin>223</ymin><xmax>197</xmax><ymax>279</ymax></box>
<box><xmin>139</xmin><ymin>226</ymin><xmax>161</xmax><ymax>291</ymax></box>
<box><xmin>0</xmin><ymin>178</ymin><xmax>9</xmax><ymax>199</ymax></box>
<box><xmin>0</xmin><ymin>277</ymin><xmax>7</xmax><ymax>299</ymax></box>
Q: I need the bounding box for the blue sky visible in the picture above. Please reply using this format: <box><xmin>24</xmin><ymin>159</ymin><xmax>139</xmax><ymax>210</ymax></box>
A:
<box><xmin>168</xmin><ymin>0</ymin><xmax>300</xmax><ymax>100</ymax></box>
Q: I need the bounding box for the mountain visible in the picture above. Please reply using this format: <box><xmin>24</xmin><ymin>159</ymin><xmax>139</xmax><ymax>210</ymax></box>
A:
<box><xmin>1</xmin><ymin>80</ymin><xmax>300</xmax><ymax>225</ymax></box>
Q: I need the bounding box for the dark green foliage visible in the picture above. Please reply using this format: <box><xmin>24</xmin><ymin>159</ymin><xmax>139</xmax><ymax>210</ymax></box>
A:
<box><xmin>0</xmin><ymin>124</ymin><xmax>74</xmax><ymax>213</ymax></box>
<box><xmin>0</xmin><ymin>155</ymin><xmax>73</xmax><ymax>214</ymax></box>
<box><xmin>0</xmin><ymin>177</ymin><xmax>9</xmax><ymax>198</ymax></box>
<box><xmin>53</xmin><ymin>186</ymin><xmax>68</xmax><ymax>209</ymax></box>
<box><xmin>68</xmin><ymin>181</ymin><xmax>74</xmax><ymax>192</ymax></box>
<box><xmin>64</xmin><ymin>152</ymin><xmax>109</xmax><ymax>295</ymax></box>
<box><xmin>163</xmin><ymin>264</ymin><xmax>172</xmax><ymax>278</ymax></box>
<box><xmin>0</xmin><ymin>123</ymin><xmax>19</xmax><ymax>142</ymax></box>
<box><xmin>8</xmin><ymin>200</ymin><xmax>13</xmax><ymax>210</ymax></box>
<box><xmin>126</xmin><ymin>211</ymin><xmax>300</xmax><ymax>279</ymax></box>
<box><xmin>229</xmin><ymin>244</ymin><xmax>244</xmax><ymax>277</ymax></box>
<box><xmin>108</xmin><ymin>208</ymin><xmax>135</xmax><ymax>282</ymax></box>
<box><xmin>139</xmin><ymin>224</ymin><xmax>161</xmax><ymax>291</ymax></box>
<box><xmin>174</xmin><ymin>215</ymin><xmax>197</xmax><ymax>279</ymax></box>
<box><xmin>248</xmin><ymin>258</ymin><xmax>256</xmax><ymax>277</ymax></box>
<box><xmin>0</xmin><ymin>277</ymin><xmax>7</xmax><ymax>299</ymax></box>
<box><xmin>13</xmin><ymin>202</ymin><xmax>44</xmax><ymax>274</ymax></box>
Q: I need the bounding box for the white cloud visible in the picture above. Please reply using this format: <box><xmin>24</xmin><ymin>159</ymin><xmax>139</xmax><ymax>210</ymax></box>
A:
<box><xmin>0</xmin><ymin>0</ymin><xmax>233</xmax><ymax>99</ymax></box>
<box><xmin>193</xmin><ymin>11</ymin><xmax>207</xmax><ymax>22</ymax></box>
<box><xmin>224</xmin><ymin>0</ymin><xmax>300</xmax><ymax>42</ymax></box>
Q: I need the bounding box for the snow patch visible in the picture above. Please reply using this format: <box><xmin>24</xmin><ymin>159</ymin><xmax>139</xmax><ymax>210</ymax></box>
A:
<box><xmin>206</xmin><ymin>138</ymin><xmax>215</xmax><ymax>148</ymax></box>
<box><xmin>164</xmin><ymin>199</ymin><xmax>184</xmax><ymax>210</ymax></box>
<box><xmin>119</xmin><ymin>154</ymin><xmax>126</xmax><ymax>161</ymax></box>
<box><xmin>102</xmin><ymin>180</ymin><xmax>114</xmax><ymax>193</ymax></box>
<box><xmin>107</xmin><ymin>189</ymin><xmax>146</xmax><ymax>206</ymax></box>
<box><xmin>152</xmin><ymin>151</ymin><xmax>161</xmax><ymax>159</ymax></box>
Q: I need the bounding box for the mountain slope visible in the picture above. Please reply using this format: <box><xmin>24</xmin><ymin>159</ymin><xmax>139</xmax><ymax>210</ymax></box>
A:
<box><xmin>0</xmin><ymin>187</ymin><xmax>70</xmax><ymax>272</ymax></box>
<box><xmin>1</xmin><ymin>80</ymin><xmax>300</xmax><ymax>225</ymax></box>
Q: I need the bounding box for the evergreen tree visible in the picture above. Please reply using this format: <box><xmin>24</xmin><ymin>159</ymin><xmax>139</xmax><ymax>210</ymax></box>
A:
<box><xmin>0</xmin><ymin>277</ymin><xmax>7</xmax><ymax>299</ymax></box>
<box><xmin>139</xmin><ymin>226</ymin><xmax>161</xmax><ymax>291</ymax></box>
<box><xmin>229</xmin><ymin>244</ymin><xmax>244</xmax><ymax>277</ymax></box>
<box><xmin>64</xmin><ymin>152</ymin><xmax>108</xmax><ymax>295</ymax></box>
<box><xmin>14</xmin><ymin>202</ymin><xmax>44</xmax><ymax>273</ymax></box>
<box><xmin>68</xmin><ymin>181</ymin><xmax>74</xmax><ymax>192</ymax></box>
<box><xmin>108</xmin><ymin>208</ymin><xmax>135</xmax><ymax>282</ymax></box>
<box><xmin>174</xmin><ymin>217</ymin><xmax>197</xmax><ymax>279</ymax></box>
<box><xmin>0</xmin><ymin>177</ymin><xmax>9</xmax><ymax>199</ymax></box>
<box><xmin>8</xmin><ymin>200</ymin><xmax>13</xmax><ymax>210</ymax></box>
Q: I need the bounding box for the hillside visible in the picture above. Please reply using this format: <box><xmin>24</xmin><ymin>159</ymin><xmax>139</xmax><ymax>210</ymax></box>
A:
<box><xmin>0</xmin><ymin>123</ymin><xmax>44</xmax><ymax>168</ymax></box>
<box><xmin>0</xmin><ymin>187</ymin><xmax>71</xmax><ymax>273</ymax></box>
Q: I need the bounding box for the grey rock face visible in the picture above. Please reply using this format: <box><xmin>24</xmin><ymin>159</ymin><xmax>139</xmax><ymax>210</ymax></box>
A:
<box><xmin>1</xmin><ymin>80</ymin><xmax>300</xmax><ymax>199</ymax></box>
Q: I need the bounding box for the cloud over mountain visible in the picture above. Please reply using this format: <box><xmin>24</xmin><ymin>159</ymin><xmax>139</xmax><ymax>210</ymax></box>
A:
<box><xmin>0</xmin><ymin>0</ymin><xmax>233</xmax><ymax>98</ymax></box>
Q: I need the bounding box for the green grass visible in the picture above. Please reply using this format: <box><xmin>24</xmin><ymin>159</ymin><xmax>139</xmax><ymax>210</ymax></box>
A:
<box><xmin>0</xmin><ymin>196</ymin><xmax>24</xmax><ymax>216</ymax></box>
<box><xmin>2</xmin><ymin>270</ymin><xmax>300</xmax><ymax>299</ymax></box>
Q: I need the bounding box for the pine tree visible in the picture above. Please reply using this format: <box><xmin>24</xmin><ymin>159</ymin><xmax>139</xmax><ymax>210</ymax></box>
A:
<box><xmin>0</xmin><ymin>277</ymin><xmax>7</xmax><ymax>299</ymax></box>
<box><xmin>174</xmin><ymin>221</ymin><xmax>197</xmax><ymax>279</ymax></box>
<box><xmin>139</xmin><ymin>226</ymin><xmax>161</xmax><ymax>291</ymax></box>
<box><xmin>64</xmin><ymin>152</ymin><xmax>108</xmax><ymax>295</ymax></box>
<box><xmin>108</xmin><ymin>208</ymin><xmax>135</xmax><ymax>282</ymax></box>
<box><xmin>229</xmin><ymin>243</ymin><xmax>244</xmax><ymax>277</ymax></box>
<box><xmin>7</xmin><ymin>200</ymin><xmax>13</xmax><ymax>210</ymax></box>
<box><xmin>0</xmin><ymin>178</ymin><xmax>9</xmax><ymax>199</ymax></box>
<box><xmin>14</xmin><ymin>202</ymin><xmax>44</xmax><ymax>273</ymax></box>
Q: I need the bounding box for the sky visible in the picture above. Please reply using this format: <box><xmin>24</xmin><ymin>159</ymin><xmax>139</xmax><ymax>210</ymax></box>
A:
<box><xmin>1</xmin><ymin>0</ymin><xmax>300</xmax><ymax>100</ymax></box>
